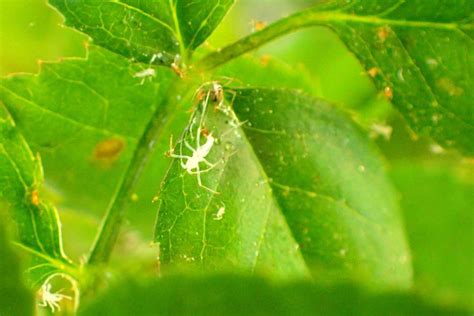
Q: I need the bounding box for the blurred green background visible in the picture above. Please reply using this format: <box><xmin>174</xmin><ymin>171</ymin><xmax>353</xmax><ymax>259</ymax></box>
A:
<box><xmin>1</xmin><ymin>0</ymin><xmax>472</xmax><ymax>307</ymax></box>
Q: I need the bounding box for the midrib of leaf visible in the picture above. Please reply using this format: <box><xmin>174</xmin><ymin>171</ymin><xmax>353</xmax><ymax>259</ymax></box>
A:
<box><xmin>190</xmin><ymin>102</ymin><xmax>379</xmax><ymax>271</ymax></box>
<box><xmin>236</xmin><ymin>127</ymin><xmax>299</xmax><ymax>269</ymax></box>
<box><xmin>168</xmin><ymin>0</ymin><xmax>186</xmax><ymax>58</ymax></box>
<box><xmin>197</xmin><ymin>7</ymin><xmax>472</xmax><ymax>70</ymax></box>
<box><xmin>187</xmin><ymin>2</ymin><xmax>220</xmax><ymax>50</ymax></box>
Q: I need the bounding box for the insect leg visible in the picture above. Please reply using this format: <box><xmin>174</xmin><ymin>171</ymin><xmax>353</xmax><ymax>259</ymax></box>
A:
<box><xmin>184</xmin><ymin>139</ymin><xmax>196</xmax><ymax>153</ymax></box>
<box><xmin>169</xmin><ymin>153</ymin><xmax>191</xmax><ymax>159</ymax></box>
<box><xmin>196</xmin><ymin>166</ymin><xmax>219</xmax><ymax>194</ymax></box>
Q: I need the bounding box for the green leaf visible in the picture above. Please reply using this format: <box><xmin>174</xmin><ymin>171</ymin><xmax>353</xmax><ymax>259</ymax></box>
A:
<box><xmin>0</xmin><ymin>45</ymin><xmax>176</xmax><ymax>219</ymax></box>
<box><xmin>80</xmin><ymin>274</ymin><xmax>470</xmax><ymax>316</ymax></box>
<box><xmin>49</xmin><ymin>0</ymin><xmax>234</xmax><ymax>65</ymax></box>
<box><xmin>0</xmin><ymin>216</ymin><xmax>34</xmax><ymax>316</ymax></box>
<box><xmin>391</xmin><ymin>161</ymin><xmax>474</xmax><ymax>305</ymax></box>
<box><xmin>0</xmin><ymin>105</ymin><xmax>76</xmax><ymax>287</ymax></box>
<box><xmin>201</xmin><ymin>0</ymin><xmax>474</xmax><ymax>154</ymax></box>
<box><xmin>313</xmin><ymin>0</ymin><xmax>474</xmax><ymax>154</ymax></box>
<box><xmin>155</xmin><ymin>88</ymin><xmax>412</xmax><ymax>288</ymax></box>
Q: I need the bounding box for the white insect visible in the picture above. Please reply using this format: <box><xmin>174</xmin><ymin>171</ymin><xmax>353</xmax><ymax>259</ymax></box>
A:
<box><xmin>150</xmin><ymin>52</ymin><xmax>164</xmax><ymax>64</ymax></box>
<box><xmin>214</xmin><ymin>204</ymin><xmax>226</xmax><ymax>220</ymax></box>
<box><xmin>168</xmin><ymin>129</ymin><xmax>219</xmax><ymax>193</ymax></box>
<box><xmin>133</xmin><ymin>68</ymin><xmax>156</xmax><ymax>84</ymax></box>
<box><xmin>38</xmin><ymin>282</ymin><xmax>71</xmax><ymax>313</ymax></box>
<box><xmin>168</xmin><ymin>85</ymin><xmax>220</xmax><ymax>193</ymax></box>
<box><xmin>168</xmin><ymin>80</ymin><xmax>242</xmax><ymax>193</ymax></box>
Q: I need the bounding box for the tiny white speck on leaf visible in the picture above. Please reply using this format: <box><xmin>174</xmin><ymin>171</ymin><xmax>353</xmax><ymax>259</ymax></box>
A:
<box><xmin>214</xmin><ymin>204</ymin><xmax>225</xmax><ymax>221</ymax></box>
<box><xmin>370</xmin><ymin>123</ymin><xmax>393</xmax><ymax>140</ymax></box>
<box><xmin>430</xmin><ymin>143</ymin><xmax>445</xmax><ymax>154</ymax></box>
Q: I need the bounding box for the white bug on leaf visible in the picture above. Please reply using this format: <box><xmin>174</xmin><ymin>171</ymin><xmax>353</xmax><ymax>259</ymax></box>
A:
<box><xmin>133</xmin><ymin>68</ymin><xmax>156</xmax><ymax>84</ymax></box>
<box><xmin>38</xmin><ymin>281</ymin><xmax>71</xmax><ymax>312</ymax></box>
<box><xmin>168</xmin><ymin>129</ymin><xmax>219</xmax><ymax>194</ymax></box>
<box><xmin>167</xmin><ymin>85</ymin><xmax>220</xmax><ymax>193</ymax></box>
<box><xmin>37</xmin><ymin>273</ymin><xmax>79</xmax><ymax>313</ymax></box>
<box><xmin>167</xmin><ymin>80</ymin><xmax>243</xmax><ymax>193</ymax></box>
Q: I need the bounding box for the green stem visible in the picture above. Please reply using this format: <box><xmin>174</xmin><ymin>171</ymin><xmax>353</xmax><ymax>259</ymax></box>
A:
<box><xmin>87</xmin><ymin>80</ymin><xmax>182</xmax><ymax>266</ymax></box>
<box><xmin>196</xmin><ymin>6</ymin><xmax>463</xmax><ymax>71</ymax></box>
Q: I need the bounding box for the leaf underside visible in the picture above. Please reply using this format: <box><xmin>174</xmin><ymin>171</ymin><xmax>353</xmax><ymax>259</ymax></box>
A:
<box><xmin>155</xmin><ymin>88</ymin><xmax>412</xmax><ymax>288</ymax></box>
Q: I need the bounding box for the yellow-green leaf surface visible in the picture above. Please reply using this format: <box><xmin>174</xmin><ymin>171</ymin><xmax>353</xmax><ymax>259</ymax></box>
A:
<box><xmin>392</xmin><ymin>161</ymin><xmax>474</xmax><ymax>305</ymax></box>
<box><xmin>49</xmin><ymin>0</ymin><xmax>234</xmax><ymax>65</ymax></box>
<box><xmin>0</xmin><ymin>219</ymin><xmax>34</xmax><ymax>316</ymax></box>
<box><xmin>80</xmin><ymin>274</ymin><xmax>470</xmax><ymax>316</ymax></box>
<box><xmin>155</xmin><ymin>88</ymin><xmax>412</xmax><ymax>288</ymax></box>
<box><xmin>313</xmin><ymin>0</ymin><xmax>474</xmax><ymax>154</ymax></box>
<box><xmin>0</xmin><ymin>106</ymin><xmax>75</xmax><ymax>288</ymax></box>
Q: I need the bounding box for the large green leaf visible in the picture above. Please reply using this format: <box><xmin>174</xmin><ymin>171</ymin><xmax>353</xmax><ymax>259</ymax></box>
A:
<box><xmin>203</xmin><ymin>0</ymin><xmax>473</xmax><ymax>154</ymax></box>
<box><xmin>155</xmin><ymin>88</ymin><xmax>412</xmax><ymax>288</ymax></box>
<box><xmin>0</xmin><ymin>217</ymin><xmax>34</xmax><ymax>316</ymax></box>
<box><xmin>80</xmin><ymin>274</ymin><xmax>470</xmax><ymax>316</ymax></box>
<box><xmin>0</xmin><ymin>105</ymin><xmax>76</xmax><ymax>288</ymax></box>
<box><xmin>0</xmin><ymin>43</ymin><xmax>328</xmax><ymax>239</ymax></box>
<box><xmin>49</xmin><ymin>0</ymin><xmax>234</xmax><ymax>65</ymax></box>
<box><xmin>391</xmin><ymin>161</ymin><xmax>474</xmax><ymax>305</ymax></box>
<box><xmin>0</xmin><ymin>46</ymin><xmax>177</xmax><ymax>220</ymax></box>
<box><xmin>312</xmin><ymin>0</ymin><xmax>474</xmax><ymax>154</ymax></box>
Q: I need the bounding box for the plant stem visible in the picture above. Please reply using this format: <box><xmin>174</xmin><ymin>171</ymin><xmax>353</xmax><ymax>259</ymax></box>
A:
<box><xmin>87</xmin><ymin>80</ymin><xmax>181</xmax><ymax>266</ymax></box>
<box><xmin>196</xmin><ymin>6</ymin><xmax>462</xmax><ymax>71</ymax></box>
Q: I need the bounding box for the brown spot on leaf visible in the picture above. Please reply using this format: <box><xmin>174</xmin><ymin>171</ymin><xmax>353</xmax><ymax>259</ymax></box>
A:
<box><xmin>260</xmin><ymin>55</ymin><xmax>271</xmax><ymax>66</ymax></box>
<box><xmin>201</xmin><ymin>127</ymin><xmax>210</xmax><ymax>137</ymax></box>
<box><xmin>253</xmin><ymin>20</ymin><xmax>267</xmax><ymax>31</ymax></box>
<box><xmin>436</xmin><ymin>78</ymin><xmax>464</xmax><ymax>96</ymax></box>
<box><xmin>383</xmin><ymin>86</ymin><xmax>393</xmax><ymax>100</ymax></box>
<box><xmin>367</xmin><ymin>67</ymin><xmax>379</xmax><ymax>78</ymax></box>
<box><xmin>377</xmin><ymin>26</ymin><xmax>390</xmax><ymax>42</ymax></box>
<box><xmin>171</xmin><ymin>62</ymin><xmax>185</xmax><ymax>78</ymax></box>
<box><xmin>31</xmin><ymin>190</ymin><xmax>40</xmax><ymax>206</ymax></box>
<box><xmin>93</xmin><ymin>137</ymin><xmax>125</xmax><ymax>167</ymax></box>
